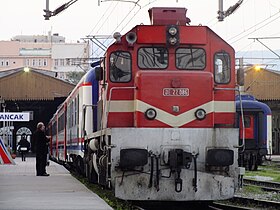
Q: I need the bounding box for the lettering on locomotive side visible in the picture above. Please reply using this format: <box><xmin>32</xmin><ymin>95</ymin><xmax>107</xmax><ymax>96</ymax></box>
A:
<box><xmin>163</xmin><ymin>88</ymin><xmax>189</xmax><ymax>96</ymax></box>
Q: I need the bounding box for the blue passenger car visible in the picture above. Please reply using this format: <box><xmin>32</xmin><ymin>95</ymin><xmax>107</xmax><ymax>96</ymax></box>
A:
<box><xmin>236</xmin><ymin>94</ymin><xmax>272</xmax><ymax>170</ymax></box>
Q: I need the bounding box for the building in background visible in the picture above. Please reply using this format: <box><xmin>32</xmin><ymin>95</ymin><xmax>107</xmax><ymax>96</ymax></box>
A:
<box><xmin>0</xmin><ymin>67</ymin><xmax>75</xmax><ymax>153</ymax></box>
<box><xmin>0</xmin><ymin>33</ymin><xmax>89</xmax><ymax>80</ymax></box>
<box><xmin>244</xmin><ymin>67</ymin><xmax>280</xmax><ymax>154</ymax></box>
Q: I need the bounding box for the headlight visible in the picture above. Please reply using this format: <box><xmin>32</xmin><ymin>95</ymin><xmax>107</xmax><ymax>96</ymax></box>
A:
<box><xmin>195</xmin><ymin>109</ymin><xmax>206</xmax><ymax>120</ymax></box>
<box><xmin>168</xmin><ymin>27</ymin><xmax>177</xmax><ymax>36</ymax></box>
<box><xmin>166</xmin><ymin>25</ymin><xmax>179</xmax><ymax>46</ymax></box>
<box><xmin>169</xmin><ymin>37</ymin><xmax>177</xmax><ymax>45</ymax></box>
<box><xmin>145</xmin><ymin>108</ymin><xmax>157</xmax><ymax>120</ymax></box>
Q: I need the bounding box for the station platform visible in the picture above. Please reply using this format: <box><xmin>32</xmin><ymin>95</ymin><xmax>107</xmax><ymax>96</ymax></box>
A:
<box><xmin>270</xmin><ymin>155</ymin><xmax>280</xmax><ymax>162</ymax></box>
<box><xmin>0</xmin><ymin>157</ymin><xmax>113</xmax><ymax>210</ymax></box>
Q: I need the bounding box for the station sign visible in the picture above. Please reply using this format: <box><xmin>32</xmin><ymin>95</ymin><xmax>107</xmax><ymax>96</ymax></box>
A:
<box><xmin>0</xmin><ymin>112</ymin><xmax>30</xmax><ymax>122</ymax></box>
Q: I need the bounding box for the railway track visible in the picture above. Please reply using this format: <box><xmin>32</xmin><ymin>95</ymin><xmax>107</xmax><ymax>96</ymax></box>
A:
<box><xmin>243</xmin><ymin>178</ymin><xmax>280</xmax><ymax>193</ymax></box>
<box><xmin>211</xmin><ymin>195</ymin><xmax>280</xmax><ymax>210</ymax></box>
<box><xmin>134</xmin><ymin>200</ymin><xmax>264</xmax><ymax>210</ymax></box>
<box><xmin>71</xmin><ymin>165</ymin><xmax>280</xmax><ymax>210</ymax></box>
<box><xmin>210</xmin><ymin>178</ymin><xmax>280</xmax><ymax>210</ymax></box>
<box><xmin>231</xmin><ymin>195</ymin><xmax>280</xmax><ymax>209</ymax></box>
<box><xmin>210</xmin><ymin>202</ymin><xmax>254</xmax><ymax>210</ymax></box>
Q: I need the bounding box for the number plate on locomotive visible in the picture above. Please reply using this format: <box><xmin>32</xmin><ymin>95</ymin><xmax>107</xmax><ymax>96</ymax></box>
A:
<box><xmin>163</xmin><ymin>88</ymin><xmax>189</xmax><ymax>96</ymax></box>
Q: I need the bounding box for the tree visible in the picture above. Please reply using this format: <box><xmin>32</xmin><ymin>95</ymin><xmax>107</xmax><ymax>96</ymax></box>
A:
<box><xmin>65</xmin><ymin>71</ymin><xmax>85</xmax><ymax>85</ymax></box>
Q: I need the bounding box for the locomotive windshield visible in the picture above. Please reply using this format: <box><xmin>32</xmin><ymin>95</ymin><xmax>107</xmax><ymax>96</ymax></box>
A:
<box><xmin>138</xmin><ymin>47</ymin><xmax>168</xmax><ymax>69</ymax></box>
<box><xmin>176</xmin><ymin>48</ymin><xmax>206</xmax><ymax>70</ymax></box>
<box><xmin>109</xmin><ymin>51</ymin><xmax>131</xmax><ymax>82</ymax></box>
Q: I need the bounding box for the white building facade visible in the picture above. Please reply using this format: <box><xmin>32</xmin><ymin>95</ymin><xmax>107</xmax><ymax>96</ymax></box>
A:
<box><xmin>0</xmin><ymin>33</ymin><xmax>89</xmax><ymax>80</ymax></box>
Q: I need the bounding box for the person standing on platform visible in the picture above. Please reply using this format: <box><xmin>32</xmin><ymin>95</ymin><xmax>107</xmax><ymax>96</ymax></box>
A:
<box><xmin>33</xmin><ymin>122</ymin><xmax>50</xmax><ymax>176</ymax></box>
<box><xmin>17</xmin><ymin>133</ymin><xmax>30</xmax><ymax>161</ymax></box>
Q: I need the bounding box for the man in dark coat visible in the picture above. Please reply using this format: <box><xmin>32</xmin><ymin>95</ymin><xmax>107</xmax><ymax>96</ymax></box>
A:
<box><xmin>33</xmin><ymin>122</ymin><xmax>50</xmax><ymax>176</ymax></box>
<box><xmin>18</xmin><ymin>133</ymin><xmax>30</xmax><ymax>161</ymax></box>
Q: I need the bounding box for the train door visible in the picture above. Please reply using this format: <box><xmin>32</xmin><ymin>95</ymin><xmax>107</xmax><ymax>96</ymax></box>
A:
<box><xmin>239</xmin><ymin>113</ymin><xmax>259</xmax><ymax>170</ymax></box>
<box><xmin>239</xmin><ymin>114</ymin><xmax>256</xmax><ymax>140</ymax></box>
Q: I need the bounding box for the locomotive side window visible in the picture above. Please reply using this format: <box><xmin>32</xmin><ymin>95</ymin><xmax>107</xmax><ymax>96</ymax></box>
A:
<box><xmin>175</xmin><ymin>48</ymin><xmax>206</xmax><ymax>70</ymax></box>
<box><xmin>110</xmin><ymin>51</ymin><xmax>131</xmax><ymax>82</ymax></box>
<box><xmin>138</xmin><ymin>47</ymin><xmax>168</xmax><ymax>69</ymax></box>
<box><xmin>214</xmin><ymin>52</ymin><xmax>230</xmax><ymax>84</ymax></box>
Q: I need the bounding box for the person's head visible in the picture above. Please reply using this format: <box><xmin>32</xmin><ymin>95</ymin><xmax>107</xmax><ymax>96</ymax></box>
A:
<box><xmin>22</xmin><ymin>133</ymin><xmax>27</xmax><ymax>139</ymax></box>
<box><xmin>37</xmin><ymin>122</ymin><xmax>45</xmax><ymax>131</ymax></box>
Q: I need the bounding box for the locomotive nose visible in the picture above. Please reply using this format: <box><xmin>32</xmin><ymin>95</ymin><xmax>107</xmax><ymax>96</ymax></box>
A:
<box><xmin>134</xmin><ymin>70</ymin><xmax>214</xmax><ymax>128</ymax></box>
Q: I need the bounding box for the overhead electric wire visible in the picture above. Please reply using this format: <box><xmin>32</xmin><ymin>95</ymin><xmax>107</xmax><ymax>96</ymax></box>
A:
<box><xmin>90</xmin><ymin>0</ymin><xmax>280</xmax><ymax>66</ymax></box>
<box><xmin>78</xmin><ymin>1</ymin><xmax>118</xmax><ymax>61</ymax></box>
<box><xmin>117</xmin><ymin>0</ymin><xmax>157</xmax><ymax>35</ymax></box>
<box><xmin>233</xmin><ymin>1</ymin><xmax>280</xmax><ymax>70</ymax></box>
<box><xmin>96</xmin><ymin>0</ymin><xmax>158</xmax><ymax>54</ymax></box>
<box><xmin>95</xmin><ymin>1</ymin><xmax>142</xmax><ymax>57</ymax></box>
<box><xmin>236</xmin><ymin>40</ymin><xmax>255</xmax><ymax>55</ymax></box>
<box><xmin>228</xmin><ymin>10</ymin><xmax>280</xmax><ymax>44</ymax></box>
<box><xmin>87</xmin><ymin>1</ymin><xmax>116</xmax><ymax>36</ymax></box>
<box><xmin>88</xmin><ymin>1</ymin><xmax>121</xmax><ymax>57</ymax></box>
<box><xmin>80</xmin><ymin>0</ymin><xmax>280</xmax><ymax>71</ymax></box>
<box><xmin>73</xmin><ymin>1</ymin><xmax>116</xmax><ymax>64</ymax></box>
<box><xmin>95</xmin><ymin>2</ymin><xmax>120</xmax><ymax>34</ymax></box>
<box><xmin>230</xmin><ymin>14</ymin><xmax>280</xmax><ymax>66</ymax></box>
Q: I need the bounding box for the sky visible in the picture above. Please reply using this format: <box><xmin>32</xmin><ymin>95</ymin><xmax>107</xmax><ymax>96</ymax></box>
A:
<box><xmin>1</xmin><ymin>0</ymin><xmax>280</xmax><ymax>67</ymax></box>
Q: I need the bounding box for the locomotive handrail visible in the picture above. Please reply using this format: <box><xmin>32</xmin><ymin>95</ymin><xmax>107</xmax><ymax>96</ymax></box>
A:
<box><xmin>214</xmin><ymin>86</ymin><xmax>245</xmax><ymax>151</ymax></box>
<box><xmin>104</xmin><ymin>86</ymin><xmax>136</xmax><ymax>129</ymax></box>
<box><xmin>82</xmin><ymin>104</ymin><xmax>97</xmax><ymax>153</ymax></box>
<box><xmin>82</xmin><ymin>104</ymin><xmax>97</xmax><ymax>138</ymax></box>
<box><xmin>214</xmin><ymin>87</ymin><xmax>239</xmax><ymax>91</ymax></box>
<box><xmin>235</xmin><ymin>89</ymin><xmax>245</xmax><ymax>152</ymax></box>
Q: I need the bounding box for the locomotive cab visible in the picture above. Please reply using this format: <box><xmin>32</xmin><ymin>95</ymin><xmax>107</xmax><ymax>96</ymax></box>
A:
<box><xmin>101</xmin><ymin>8</ymin><xmax>236</xmax><ymax>129</ymax></box>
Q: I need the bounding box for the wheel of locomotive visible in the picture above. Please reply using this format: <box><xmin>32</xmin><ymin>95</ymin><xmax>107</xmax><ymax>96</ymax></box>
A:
<box><xmin>238</xmin><ymin>152</ymin><xmax>245</xmax><ymax>167</ymax></box>
<box><xmin>251</xmin><ymin>153</ymin><xmax>258</xmax><ymax>171</ymax></box>
<box><xmin>244</xmin><ymin>153</ymin><xmax>250</xmax><ymax>170</ymax></box>
<box><xmin>248</xmin><ymin>153</ymin><xmax>257</xmax><ymax>171</ymax></box>
<box><xmin>257</xmin><ymin>154</ymin><xmax>264</xmax><ymax>166</ymax></box>
<box><xmin>248</xmin><ymin>153</ymin><xmax>253</xmax><ymax>171</ymax></box>
<box><xmin>87</xmin><ymin>158</ymin><xmax>98</xmax><ymax>183</ymax></box>
<box><xmin>75</xmin><ymin>156</ymin><xmax>85</xmax><ymax>176</ymax></box>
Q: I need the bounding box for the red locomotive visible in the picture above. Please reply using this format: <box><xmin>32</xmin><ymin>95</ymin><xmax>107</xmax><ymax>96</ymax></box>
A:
<box><xmin>49</xmin><ymin>7</ymin><xmax>242</xmax><ymax>201</ymax></box>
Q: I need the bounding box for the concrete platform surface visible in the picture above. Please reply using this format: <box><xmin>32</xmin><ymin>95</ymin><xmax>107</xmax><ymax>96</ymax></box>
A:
<box><xmin>0</xmin><ymin>157</ymin><xmax>113</xmax><ymax>210</ymax></box>
<box><xmin>270</xmin><ymin>155</ymin><xmax>280</xmax><ymax>161</ymax></box>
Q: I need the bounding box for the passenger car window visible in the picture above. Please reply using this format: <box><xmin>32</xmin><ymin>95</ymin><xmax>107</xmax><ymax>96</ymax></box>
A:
<box><xmin>176</xmin><ymin>48</ymin><xmax>206</xmax><ymax>70</ymax></box>
<box><xmin>244</xmin><ymin>116</ymin><xmax>251</xmax><ymax>128</ymax></box>
<box><xmin>110</xmin><ymin>51</ymin><xmax>131</xmax><ymax>82</ymax></box>
<box><xmin>214</xmin><ymin>52</ymin><xmax>230</xmax><ymax>84</ymax></box>
<box><xmin>138</xmin><ymin>47</ymin><xmax>168</xmax><ymax>69</ymax></box>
